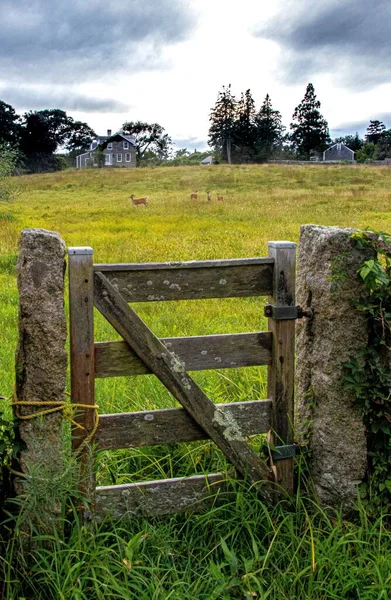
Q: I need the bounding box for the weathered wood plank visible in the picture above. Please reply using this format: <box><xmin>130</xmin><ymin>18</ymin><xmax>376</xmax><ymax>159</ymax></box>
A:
<box><xmin>267</xmin><ymin>242</ymin><xmax>296</xmax><ymax>496</ymax></box>
<box><xmin>68</xmin><ymin>247</ymin><xmax>96</xmax><ymax>505</ymax></box>
<box><xmin>93</xmin><ymin>272</ymin><xmax>272</xmax><ymax>497</ymax></box>
<box><xmin>95</xmin><ymin>332</ymin><xmax>272</xmax><ymax>378</ymax></box>
<box><xmin>95</xmin><ymin>473</ymin><xmax>231</xmax><ymax>520</ymax></box>
<box><xmin>95</xmin><ymin>257</ymin><xmax>274</xmax><ymax>271</ymax></box>
<box><xmin>96</xmin><ymin>399</ymin><xmax>271</xmax><ymax>450</ymax></box>
<box><xmin>93</xmin><ymin>261</ymin><xmax>274</xmax><ymax>302</ymax></box>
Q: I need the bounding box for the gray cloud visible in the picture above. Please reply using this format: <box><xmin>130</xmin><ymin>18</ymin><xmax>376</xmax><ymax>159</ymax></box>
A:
<box><xmin>0</xmin><ymin>85</ymin><xmax>129</xmax><ymax>113</ymax></box>
<box><xmin>331</xmin><ymin>113</ymin><xmax>391</xmax><ymax>137</ymax></box>
<box><xmin>255</xmin><ymin>0</ymin><xmax>391</xmax><ymax>89</ymax></box>
<box><xmin>0</xmin><ymin>0</ymin><xmax>195</xmax><ymax>83</ymax></box>
<box><xmin>173</xmin><ymin>136</ymin><xmax>208</xmax><ymax>151</ymax></box>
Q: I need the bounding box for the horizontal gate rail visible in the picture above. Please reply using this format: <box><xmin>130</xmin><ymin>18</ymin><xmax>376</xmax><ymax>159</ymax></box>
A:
<box><xmin>96</xmin><ymin>473</ymin><xmax>231</xmax><ymax>520</ymax></box>
<box><xmin>96</xmin><ymin>399</ymin><xmax>272</xmax><ymax>450</ymax></box>
<box><xmin>94</xmin><ymin>331</ymin><xmax>273</xmax><ymax>378</ymax></box>
<box><xmin>93</xmin><ymin>258</ymin><xmax>274</xmax><ymax>302</ymax></box>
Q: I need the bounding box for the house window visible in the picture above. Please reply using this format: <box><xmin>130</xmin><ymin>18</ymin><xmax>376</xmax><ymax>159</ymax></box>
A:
<box><xmin>123</xmin><ymin>141</ymin><xmax>129</xmax><ymax>149</ymax></box>
<box><xmin>125</xmin><ymin>153</ymin><xmax>131</xmax><ymax>162</ymax></box>
<box><xmin>117</xmin><ymin>154</ymin><xmax>122</xmax><ymax>162</ymax></box>
<box><xmin>107</xmin><ymin>142</ymin><xmax>113</xmax><ymax>149</ymax></box>
<box><xmin>105</xmin><ymin>154</ymin><xmax>111</xmax><ymax>165</ymax></box>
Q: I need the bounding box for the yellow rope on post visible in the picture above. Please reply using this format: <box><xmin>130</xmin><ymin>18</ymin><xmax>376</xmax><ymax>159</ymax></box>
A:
<box><xmin>12</xmin><ymin>387</ymin><xmax>99</xmax><ymax>455</ymax></box>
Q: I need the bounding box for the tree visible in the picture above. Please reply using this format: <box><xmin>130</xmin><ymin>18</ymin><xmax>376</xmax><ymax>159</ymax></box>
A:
<box><xmin>0</xmin><ymin>144</ymin><xmax>19</xmax><ymax>201</ymax></box>
<box><xmin>374</xmin><ymin>129</ymin><xmax>391</xmax><ymax>160</ymax></box>
<box><xmin>0</xmin><ymin>101</ymin><xmax>22</xmax><ymax>149</ymax></box>
<box><xmin>365</xmin><ymin>120</ymin><xmax>386</xmax><ymax>144</ymax></box>
<box><xmin>290</xmin><ymin>83</ymin><xmax>330</xmax><ymax>159</ymax></box>
<box><xmin>121</xmin><ymin>121</ymin><xmax>173</xmax><ymax>165</ymax></box>
<box><xmin>65</xmin><ymin>120</ymin><xmax>96</xmax><ymax>154</ymax></box>
<box><xmin>255</xmin><ymin>94</ymin><xmax>285</xmax><ymax>161</ymax></box>
<box><xmin>232</xmin><ymin>89</ymin><xmax>258</xmax><ymax>162</ymax></box>
<box><xmin>20</xmin><ymin>109</ymin><xmax>70</xmax><ymax>156</ymax></box>
<box><xmin>208</xmin><ymin>84</ymin><xmax>237</xmax><ymax>164</ymax></box>
<box><xmin>356</xmin><ymin>143</ymin><xmax>376</xmax><ymax>163</ymax></box>
<box><xmin>18</xmin><ymin>109</ymin><xmax>96</xmax><ymax>172</ymax></box>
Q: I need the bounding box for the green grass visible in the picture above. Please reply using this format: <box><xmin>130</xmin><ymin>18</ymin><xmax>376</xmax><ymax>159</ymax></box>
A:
<box><xmin>1</xmin><ymin>164</ymin><xmax>391</xmax><ymax>598</ymax></box>
<box><xmin>3</xmin><ymin>485</ymin><xmax>391</xmax><ymax>599</ymax></box>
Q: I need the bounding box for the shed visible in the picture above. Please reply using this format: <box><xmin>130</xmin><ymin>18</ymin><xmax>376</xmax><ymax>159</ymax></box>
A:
<box><xmin>323</xmin><ymin>143</ymin><xmax>355</xmax><ymax>162</ymax></box>
<box><xmin>200</xmin><ymin>155</ymin><xmax>213</xmax><ymax>165</ymax></box>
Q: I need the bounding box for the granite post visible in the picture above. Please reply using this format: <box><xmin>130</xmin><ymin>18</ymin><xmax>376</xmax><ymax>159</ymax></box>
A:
<box><xmin>14</xmin><ymin>228</ymin><xmax>67</xmax><ymax>526</ymax></box>
<box><xmin>296</xmin><ymin>225</ymin><xmax>372</xmax><ymax>508</ymax></box>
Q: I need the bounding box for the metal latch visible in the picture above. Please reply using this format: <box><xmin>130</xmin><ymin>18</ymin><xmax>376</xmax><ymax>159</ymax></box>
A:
<box><xmin>264</xmin><ymin>304</ymin><xmax>313</xmax><ymax>320</ymax></box>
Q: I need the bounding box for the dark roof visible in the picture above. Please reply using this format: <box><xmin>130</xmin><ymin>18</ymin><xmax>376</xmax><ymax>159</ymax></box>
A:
<box><xmin>77</xmin><ymin>131</ymin><xmax>136</xmax><ymax>158</ymax></box>
<box><xmin>100</xmin><ymin>132</ymin><xmax>136</xmax><ymax>148</ymax></box>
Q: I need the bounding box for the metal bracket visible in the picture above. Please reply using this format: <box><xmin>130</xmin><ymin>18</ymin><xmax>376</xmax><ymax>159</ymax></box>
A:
<box><xmin>271</xmin><ymin>444</ymin><xmax>298</xmax><ymax>462</ymax></box>
<box><xmin>264</xmin><ymin>304</ymin><xmax>313</xmax><ymax>320</ymax></box>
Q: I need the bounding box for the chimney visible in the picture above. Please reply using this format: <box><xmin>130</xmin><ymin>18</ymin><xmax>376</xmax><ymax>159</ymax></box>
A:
<box><xmin>107</xmin><ymin>129</ymin><xmax>112</xmax><ymax>137</ymax></box>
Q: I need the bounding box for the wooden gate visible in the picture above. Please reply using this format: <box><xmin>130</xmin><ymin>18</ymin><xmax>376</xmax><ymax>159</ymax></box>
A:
<box><xmin>68</xmin><ymin>242</ymin><xmax>296</xmax><ymax>520</ymax></box>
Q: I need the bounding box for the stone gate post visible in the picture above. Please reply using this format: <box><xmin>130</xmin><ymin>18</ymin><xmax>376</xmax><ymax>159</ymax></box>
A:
<box><xmin>296</xmin><ymin>225</ymin><xmax>374</xmax><ymax>508</ymax></box>
<box><xmin>14</xmin><ymin>228</ymin><xmax>67</xmax><ymax>523</ymax></box>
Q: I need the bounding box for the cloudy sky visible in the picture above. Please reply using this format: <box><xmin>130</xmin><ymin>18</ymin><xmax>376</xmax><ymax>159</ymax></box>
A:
<box><xmin>1</xmin><ymin>0</ymin><xmax>390</xmax><ymax>151</ymax></box>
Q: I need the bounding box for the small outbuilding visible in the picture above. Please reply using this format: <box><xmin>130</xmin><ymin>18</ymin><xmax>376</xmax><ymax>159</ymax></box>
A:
<box><xmin>200</xmin><ymin>155</ymin><xmax>213</xmax><ymax>165</ymax></box>
<box><xmin>323</xmin><ymin>143</ymin><xmax>355</xmax><ymax>162</ymax></box>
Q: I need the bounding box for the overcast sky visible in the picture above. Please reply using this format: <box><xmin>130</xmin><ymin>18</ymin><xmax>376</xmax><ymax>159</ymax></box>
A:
<box><xmin>1</xmin><ymin>0</ymin><xmax>390</xmax><ymax>151</ymax></box>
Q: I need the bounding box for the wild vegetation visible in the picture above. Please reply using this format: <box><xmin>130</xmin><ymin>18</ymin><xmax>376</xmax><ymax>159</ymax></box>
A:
<box><xmin>1</xmin><ymin>164</ymin><xmax>391</xmax><ymax>598</ymax></box>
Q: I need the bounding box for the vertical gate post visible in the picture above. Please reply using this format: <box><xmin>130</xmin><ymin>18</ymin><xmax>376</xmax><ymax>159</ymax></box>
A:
<box><xmin>296</xmin><ymin>225</ymin><xmax>369</xmax><ymax>508</ymax></box>
<box><xmin>267</xmin><ymin>241</ymin><xmax>296</xmax><ymax>495</ymax></box>
<box><xmin>15</xmin><ymin>228</ymin><xmax>67</xmax><ymax>529</ymax></box>
<box><xmin>68</xmin><ymin>247</ymin><xmax>96</xmax><ymax>508</ymax></box>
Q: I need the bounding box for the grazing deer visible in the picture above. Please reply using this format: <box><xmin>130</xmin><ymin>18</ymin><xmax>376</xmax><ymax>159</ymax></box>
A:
<box><xmin>217</xmin><ymin>194</ymin><xmax>224</xmax><ymax>202</ymax></box>
<box><xmin>190</xmin><ymin>190</ymin><xmax>198</xmax><ymax>200</ymax></box>
<box><xmin>130</xmin><ymin>194</ymin><xmax>148</xmax><ymax>206</ymax></box>
<box><xmin>207</xmin><ymin>190</ymin><xmax>212</xmax><ymax>202</ymax></box>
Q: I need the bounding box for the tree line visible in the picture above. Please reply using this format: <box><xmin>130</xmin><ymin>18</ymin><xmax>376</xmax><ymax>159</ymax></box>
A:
<box><xmin>208</xmin><ymin>83</ymin><xmax>391</xmax><ymax>163</ymax></box>
<box><xmin>0</xmin><ymin>102</ymin><xmax>97</xmax><ymax>172</ymax></box>
<box><xmin>0</xmin><ymin>100</ymin><xmax>175</xmax><ymax>173</ymax></box>
<box><xmin>1</xmin><ymin>85</ymin><xmax>391</xmax><ymax>174</ymax></box>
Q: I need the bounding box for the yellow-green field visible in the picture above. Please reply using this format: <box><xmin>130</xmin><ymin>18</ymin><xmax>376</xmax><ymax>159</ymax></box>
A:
<box><xmin>2</xmin><ymin>164</ymin><xmax>391</xmax><ymax>600</ymax></box>
<box><xmin>1</xmin><ymin>164</ymin><xmax>391</xmax><ymax>455</ymax></box>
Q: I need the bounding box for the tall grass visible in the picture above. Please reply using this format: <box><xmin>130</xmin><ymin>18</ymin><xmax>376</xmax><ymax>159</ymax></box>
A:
<box><xmin>1</xmin><ymin>164</ymin><xmax>391</xmax><ymax>598</ymax></box>
<box><xmin>2</xmin><ymin>478</ymin><xmax>391</xmax><ymax>599</ymax></box>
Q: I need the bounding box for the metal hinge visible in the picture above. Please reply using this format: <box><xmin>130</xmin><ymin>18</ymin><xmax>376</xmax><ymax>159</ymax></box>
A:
<box><xmin>264</xmin><ymin>304</ymin><xmax>313</xmax><ymax>320</ymax></box>
<box><xmin>271</xmin><ymin>444</ymin><xmax>299</xmax><ymax>462</ymax></box>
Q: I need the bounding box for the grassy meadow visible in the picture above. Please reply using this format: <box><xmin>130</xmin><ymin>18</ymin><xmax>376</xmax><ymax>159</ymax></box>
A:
<box><xmin>1</xmin><ymin>164</ymin><xmax>391</xmax><ymax>598</ymax></box>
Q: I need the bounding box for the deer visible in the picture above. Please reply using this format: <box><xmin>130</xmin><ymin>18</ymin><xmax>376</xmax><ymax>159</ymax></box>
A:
<box><xmin>130</xmin><ymin>194</ymin><xmax>148</xmax><ymax>206</ymax></box>
<box><xmin>207</xmin><ymin>190</ymin><xmax>212</xmax><ymax>202</ymax></box>
<box><xmin>217</xmin><ymin>194</ymin><xmax>224</xmax><ymax>202</ymax></box>
<box><xmin>190</xmin><ymin>190</ymin><xmax>198</xmax><ymax>200</ymax></box>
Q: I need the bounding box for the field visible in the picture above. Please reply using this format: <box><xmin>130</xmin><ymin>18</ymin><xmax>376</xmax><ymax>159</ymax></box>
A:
<box><xmin>1</xmin><ymin>164</ymin><xmax>391</xmax><ymax>598</ymax></box>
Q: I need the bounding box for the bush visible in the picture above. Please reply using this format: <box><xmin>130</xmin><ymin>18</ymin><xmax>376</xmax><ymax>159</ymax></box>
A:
<box><xmin>0</xmin><ymin>145</ymin><xmax>19</xmax><ymax>201</ymax></box>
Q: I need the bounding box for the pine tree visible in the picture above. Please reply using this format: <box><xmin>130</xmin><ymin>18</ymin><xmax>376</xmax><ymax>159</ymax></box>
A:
<box><xmin>290</xmin><ymin>83</ymin><xmax>330</xmax><ymax>159</ymax></box>
<box><xmin>232</xmin><ymin>89</ymin><xmax>258</xmax><ymax>162</ymax></box>
<box><xmin>255</xmin><ymin>94</ymin><xmax>285</xmax><ymax>161</ymax></box>
<box><xmin>208</xmin><ymin>85</ymin><xmax>237</xmax><ymax>164</ymax></box>
<box><xmin>365</xmin><ymin>120</ymin><xmax>386</xmax><ymax>144</ymax></box>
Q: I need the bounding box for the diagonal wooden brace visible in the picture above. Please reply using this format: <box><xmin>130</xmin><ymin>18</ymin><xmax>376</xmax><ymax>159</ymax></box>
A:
<box><xmin>93</xmin><ymin>272</ymin><xmax>272</xmax><ymax>499</ymax></box>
